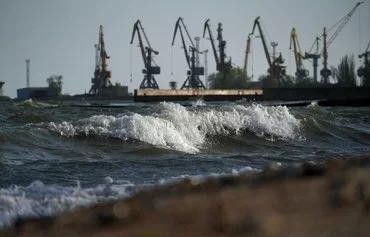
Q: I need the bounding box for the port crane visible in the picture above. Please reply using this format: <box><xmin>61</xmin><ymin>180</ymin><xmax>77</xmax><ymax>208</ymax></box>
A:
<box><xmin>250</xmin><ymin>16</ymin><xmax>286</xmax><ymax>86</ymax></box>
<box><xmin>202</xmin><ymin>19</ymin><xmax>232</xmax><ymax>73</ymax></box>
<box><xmin>357</xmin><ymin>39</ymin><xmax>370</xmax><ymax>81</ymax></box>
<box><xmin>171</xmin><ymin>17</ymin><xmax>205</xmax><ymax>89</ymax></box>
<box><xmin>289</xmin><ymin>28</ymin><xmax>309</xmax><ymax>80</ymax></box>
<box><xmin>320</xmin><ymin>1</ymin><xmax>363</xmax><ymax>83</ymax></box>
<box><xmin>89</xmin><ymin>25</ymin><xmax>112</xmax><ymax>95</ymax></box>
<box><xmin>130</xmin><ymin>20</ymin><xmax>160</xmax><ymax>89</ymax></box>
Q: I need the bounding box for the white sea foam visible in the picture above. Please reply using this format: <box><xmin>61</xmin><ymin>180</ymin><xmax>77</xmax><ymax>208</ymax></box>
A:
<box><xmin>0</xmin><ymin>167</ymin><xmax>264</xmax><ymax>228</ymax></box>
<box><xmin>47</xmin><ymin>102</ymin><xmax>303</xmax><ymax>153</ymax></box>
<box><xmin>159</xmin><ymin>166</ymin><xmax>261</xmax><ymax>185</ymax></box>
<box><xmin>16</xmin><ymin>99</ymin><xmax>57</xmax><ymax>108</ymax></box>
<box><xmin>0</xmin><ymin>179</ymin><xmax>134</xmax><ymax>228</ymax></box>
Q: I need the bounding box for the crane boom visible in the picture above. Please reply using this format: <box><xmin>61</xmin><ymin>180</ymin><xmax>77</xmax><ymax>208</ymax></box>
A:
<box><xmin>321</xmin><ymin>2</ymin><xmax>363</xmax><ymax>83</ymax></box>
<box><xmin>130</xmin><ymin>20</ymin><xmax>147</xmax><ymax>66</ymax></box>
<box><xmin>203</xmin><ymin>19</ymin><xmax>220</xmax><ymax>67</ymax></box>
<box><xmin>250</xmin><ymin>17</ymin><xmax>285</xmax><ymax>86</ymax></box>
<box><xmin>202</xmin><ymin>19</ymin><xmax>232</xmax><ymax>73</ymax></box>
<box><xmin>172</xmin><ymin>18</ymin><xmax>192</xmax><ymax>68</ymax></box>
<box><xmin>251</xmin><ymin>17</ymin><xmax>272</xmax><ymax>67</ymax></box>
<box><xmin>327</xmin><ymin>1</ymin><xmax>363</xmax><ymax>49</ymax></box>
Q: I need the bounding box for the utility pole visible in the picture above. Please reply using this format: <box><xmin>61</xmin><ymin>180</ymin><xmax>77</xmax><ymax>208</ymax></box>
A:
<box><xmin>25</xmin><ymin>59</ymin><xmax>30</xmax><ymax>88</ymax></box>
<box><xmin>320</xmin><ymin>27</ymin><xmax>331</xmax><ymax>84</ymax></box>
<box><xmin>204</xmin><ymin>49</ymin><xmax>208</xmax><ymax>89</ymax></box>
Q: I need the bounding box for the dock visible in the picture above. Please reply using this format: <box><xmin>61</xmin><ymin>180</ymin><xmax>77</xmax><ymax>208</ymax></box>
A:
<box><xmin>134</xmin><ymin>89</ymin><xmax>263</xmax><ymax>102</ymax></box>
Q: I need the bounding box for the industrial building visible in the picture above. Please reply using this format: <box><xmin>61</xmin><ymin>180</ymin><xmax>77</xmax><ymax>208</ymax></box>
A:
<box><xmin>17</xmin><ymin>87</ymin><xmax>49</xmax><ymax>100</ymax></box>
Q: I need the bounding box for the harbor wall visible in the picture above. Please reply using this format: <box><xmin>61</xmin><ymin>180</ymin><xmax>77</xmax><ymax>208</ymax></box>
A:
<box><xmin>134</xmin><ymin>87</ymin><xmax>370</xmax><ymax>104</ymax></box>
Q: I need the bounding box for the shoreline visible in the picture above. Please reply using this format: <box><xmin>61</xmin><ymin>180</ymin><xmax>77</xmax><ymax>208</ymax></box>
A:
<box><xmin>2</xmin><ymin>156</ymin><xmax>370</xmax><ymax>236</ymax></box>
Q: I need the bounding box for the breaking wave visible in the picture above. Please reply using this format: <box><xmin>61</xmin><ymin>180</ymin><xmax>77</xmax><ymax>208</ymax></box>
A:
<box><xmin>47</xmin><ymin>102</ymin><xmax>303</xmax><ymax>153</ymax></box>
<box><xmin>0</xmin><ymin>179</ymin><xmax>135</xmax><ymax>228</ymax></box>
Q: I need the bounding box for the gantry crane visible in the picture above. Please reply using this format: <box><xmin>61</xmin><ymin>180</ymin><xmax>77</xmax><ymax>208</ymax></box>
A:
<box><xmin>320</xmin><ymin>1</ymin><xmax>363</xmax><ymax>84</ymax></box>
<box><xmin>202</xmin><ymin>19</ymin><xmax>232</xmax><ymax>73</ymax></box>
<box><xmin>171</xmin><ymin>17</ymin><xmax>205</xmax><ymax>89</ymax></box>
<box><xmin>243</xmin><ymin>34</ymin><xmax>252</xmax><ymax>77</ymax></box>
<box><xmin>130</xmin><ymin>20</ymin><xmax>160</xmax><ymax>89</ymax></box>
<box><xmin>250</xmin><ymin>16</ymin><xmax>286</xmax><ymax>86</ymax></box>
<box><xmin>89</xmin><ymin>25</ymin><xmax>112</xmax><ymax>95</ymax></box>
<box><xmin>357</xmin><ymin>40</ymin><xmax>370</xmax><ymax>81</ymax></box>
<box><xmin>289</xmin><ymin>28</ymin><xmax>309</xmax><ymax>80</ymax></box>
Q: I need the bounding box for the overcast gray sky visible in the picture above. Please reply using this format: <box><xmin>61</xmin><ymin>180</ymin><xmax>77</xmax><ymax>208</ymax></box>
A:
<box><xmin>1</xmin><ymin>0</ymin><xmax>369</xmax><ymax>98</ymax></box>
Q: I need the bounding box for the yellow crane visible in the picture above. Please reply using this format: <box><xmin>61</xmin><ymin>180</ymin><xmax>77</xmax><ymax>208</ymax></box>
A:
<box><xmin>289</xmin><ymin>28</ymin><xmax>309</xmax><ymax>80</ymax></box>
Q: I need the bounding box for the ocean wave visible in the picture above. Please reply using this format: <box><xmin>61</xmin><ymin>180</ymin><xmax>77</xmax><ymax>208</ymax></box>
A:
<box><xmin>0</xmin><ymin>179</ymin><xmax>134</xmax><ymax>228</ymax></box>
<box><xmin>15</xmin><ymin>99</ymin><xmax>58</xmax><ymax>108</ymax></box>
<box><xmin>47</xmin><ymin>102</ymin><xmax>303</xmax><ymax>153</ymax></box>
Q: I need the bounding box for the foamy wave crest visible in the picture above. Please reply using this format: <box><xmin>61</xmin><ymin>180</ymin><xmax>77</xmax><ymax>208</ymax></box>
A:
<box><xmin>0</xmin><ymin>179</ymin><xmax>134</xmax><ymax>228</ymax></box>
<box><xmin>48</xmin><ymin>102</ymin><xmax>303</xmax><ymax>153</ymax></box>
<box><xmin>16</xmin><ymin>99</ymin><xmax>57</xmax><ymax>108</ymax></box>
<box><xmin>234</xmin><ymin>104</ymin><xmax>304</xmax><ymax>140</ymax></box>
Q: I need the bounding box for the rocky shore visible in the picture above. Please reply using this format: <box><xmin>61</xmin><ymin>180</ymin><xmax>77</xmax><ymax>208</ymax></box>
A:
<box><xmin>2</xmin><ymin>156</ymin><xmax>370</xmax><ymax>237</ymax></box>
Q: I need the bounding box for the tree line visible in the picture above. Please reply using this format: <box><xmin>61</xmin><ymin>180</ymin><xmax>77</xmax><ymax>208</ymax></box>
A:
<box><xmin>207</xmin><ymin>53</ymin><xmax>370</xmax><ymax>89</ymax></box>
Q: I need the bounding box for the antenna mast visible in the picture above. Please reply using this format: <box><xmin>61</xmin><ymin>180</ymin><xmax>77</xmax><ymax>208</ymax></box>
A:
<box><xmin>25</xmin><ymin>59</ymin><xmax>30</xmax><ymax>88</ymax></box>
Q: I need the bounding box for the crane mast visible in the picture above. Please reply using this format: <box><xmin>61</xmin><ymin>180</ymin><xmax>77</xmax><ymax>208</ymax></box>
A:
<box><xmin>289</xmin><ymin>28</ymin><xmax>309</xmax><ymax>80</ymax></box>
<box><xmin>303</xmin><ymin>37</ymin><xmax>321</xmax><ymax>83</ymax></box>
<box><xmin>172</xmin><ymin>17</ymin><xmax>205</xmax><ymax>89</ymax></box>
<box><xmin>89</xmin><ymin>25</ymin><xmax>112</xmax><ymax>95</ymax></box>
<box><xmin>130</xmin><ymin>20</ymin><xmax>160</xmax><ymax>89</ymax></box>
<box><xmin>243</xmin><ymin>34</ymin><xmax>251</xmax><ymax>77</ymax></box>
<box><xmin>321</xmin><ymin>1</ymin><xmax>363</xmax><ymax>84</ymax></box>
<box><xmin>250</xmin><ymin>16</ymin><xmax>286</xmax><ymax>86</ymax></box>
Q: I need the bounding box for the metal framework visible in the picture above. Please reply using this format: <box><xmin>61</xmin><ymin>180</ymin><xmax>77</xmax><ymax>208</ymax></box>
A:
<box><xmin>289</xmin><ymin>28</ymin><xmax>309</xmax><ymax>80</ymax></box>
<box><xmin>250</xmin><ymin>16</ymin><xmax>286</xmax><ymax>86</ymax></box>
<box><xmin>321</xmin><ymin>1</ymin><xmax>363</xmax><ymax>83</ymax></box>
<box><xmin>89</xmin><ymin>25</ymin><xmax>112</xmax><ymax>95</ymax></box>
<box><xmin>130</xmin><ymin>20</ymin><xmax>160</xmax><ymax>89</ymax></box>
<box><xmin>171</xmin><ymin>17</ymin><xmax>205</xmax><ymax>89</ymax></box>
<box><xmin>202</xmin><ymin>19</ymin><xmax>232</xmax><ymax>73</ymax></box>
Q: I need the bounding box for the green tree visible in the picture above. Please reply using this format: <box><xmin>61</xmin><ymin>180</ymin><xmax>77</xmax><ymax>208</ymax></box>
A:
<box><xmin>335</xmin><ymin>54</ymin><xmax>356</xmax><ymax>86</ymax></box>
<box><xmin>208</xmin><ymin>68</ymin><xmax>250</xmax><ymax>89</ymax></box>
<box><xmin>46</xmin><ymin>75</ymin><xmax>63</xmax><ymax>97</ymax></box>
<box><xmin>258</xmin><ymin>74</ymin><xmax>277</xmax><ymax>88</ymax></box>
